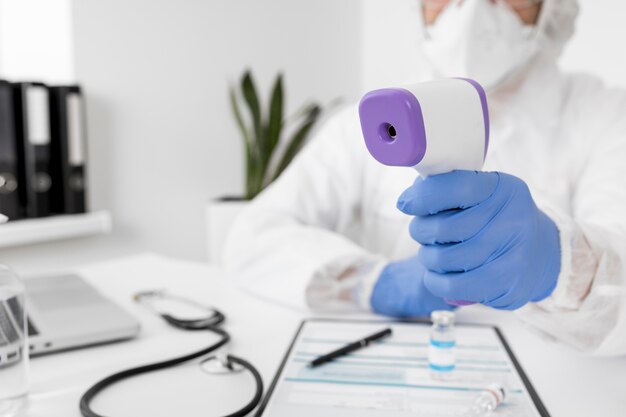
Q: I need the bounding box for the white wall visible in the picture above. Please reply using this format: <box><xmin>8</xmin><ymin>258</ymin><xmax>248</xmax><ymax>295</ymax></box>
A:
<box><xmin>0</xmin><ymin>0</ymin><xmax>362</xmax><ymax>270</ymax></box>
<box><xmin>361</xmin><ymin>0</ymin><xmax>426</xmax><ymax>91</ymax></box>
<box><xmin>70</xmin><ymin>0</ymin><xmax>362</xmax><ymax>261</ymax></box>
<box><xmin>560</xmin><ymin>1</ymin><xmax>626</xmax><ymax>89</ymax></box>
<box><xmin>0</xmin><ymin>0</ymin><xmax>75</xmax><ymax>83</ymax></box>
<box><xmin>361</xmin><ymin>0</ymin><xmax>626</xmax><ymax>90</ymax></box>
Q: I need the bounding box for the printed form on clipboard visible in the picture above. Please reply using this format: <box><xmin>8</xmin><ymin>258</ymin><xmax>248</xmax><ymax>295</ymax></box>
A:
<box><xmin>256</xmin><ymin>319</ymin><xmax>550</xmax><ymax>417</ymax></box>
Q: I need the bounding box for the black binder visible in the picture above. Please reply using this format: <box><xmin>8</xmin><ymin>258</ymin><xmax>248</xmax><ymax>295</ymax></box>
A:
<box><xmin>0</xmin><ymin>81</ymin><xmax>22</xmax><ymax>220</ymax></box>
<box><xmin>12</xmin><ymin>82</ymin><xmax>53</xmax><ymax>218</ymax></box>
<box><xmin>49</xmin><ymin>86</ymin><xmax>88</xmax><ymax>214</ymax></box>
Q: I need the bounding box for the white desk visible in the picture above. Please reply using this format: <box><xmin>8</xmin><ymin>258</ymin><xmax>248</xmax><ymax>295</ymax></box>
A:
<box><xmin>20</xmin><ymin>254</ymin><xmax>626</xmax><ymax>417</ymax></box>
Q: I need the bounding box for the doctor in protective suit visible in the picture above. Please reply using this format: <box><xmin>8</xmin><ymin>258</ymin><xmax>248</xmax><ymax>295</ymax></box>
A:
<box><xmin>224</xmin><ymin>0</ymin><xmax>626</xmax><ymax>356</ymax></box>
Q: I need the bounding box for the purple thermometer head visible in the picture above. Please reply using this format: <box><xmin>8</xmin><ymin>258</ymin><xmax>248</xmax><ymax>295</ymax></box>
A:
<box><xmin>358</xmin><ymin>88</ymin><xmax>427</xmax><ymax>167</ymax></box>
<box><xmin>446</xmin><ymin>299</ymin><xmax>476</xmax><ymax>307</ymax></box>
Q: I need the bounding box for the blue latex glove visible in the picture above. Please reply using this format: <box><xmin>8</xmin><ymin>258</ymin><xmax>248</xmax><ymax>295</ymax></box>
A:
<box><xmin>371</xmin><ymin>255</ymin><xmax>454</xmax><ymax>317</ymax></box>
<box><xmin>397</xmin><ymin>171</ymin><xmax>561</xmax><ymax>310</ymax></box>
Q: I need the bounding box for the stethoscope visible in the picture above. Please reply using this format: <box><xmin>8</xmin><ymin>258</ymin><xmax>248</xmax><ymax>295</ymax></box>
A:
<box><xmin>79</xmin><ymin>290</ymin><xmax>264</xmax><ymax>417</ymax></box>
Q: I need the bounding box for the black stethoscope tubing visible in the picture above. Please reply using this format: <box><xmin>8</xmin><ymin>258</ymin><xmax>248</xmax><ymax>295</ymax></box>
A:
<box><xmin>79</xmin><ymin>310</ymin><xmax>263</xmax><ymax>417</ymax></box>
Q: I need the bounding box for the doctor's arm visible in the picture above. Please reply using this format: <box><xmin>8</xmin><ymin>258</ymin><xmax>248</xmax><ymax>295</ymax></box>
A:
<box><xmin>514</xmin><ymin>123</ymin><xmax>626</xmax><ymax>356</ymax></box>
<box><xmin>223</xmin><ymin>108</ymin><xmax>386</xmax><ymax>312</ymax></box>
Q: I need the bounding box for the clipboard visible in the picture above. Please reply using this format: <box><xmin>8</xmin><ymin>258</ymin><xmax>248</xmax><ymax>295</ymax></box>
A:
<box><xmin>256</xmin><ymin>318</ymin><xmax>550</xmax><ymax>417</ymax></box>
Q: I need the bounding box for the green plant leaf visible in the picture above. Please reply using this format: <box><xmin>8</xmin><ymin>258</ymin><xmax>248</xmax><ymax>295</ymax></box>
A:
<box><xmin>241</xmin><ymin>70</ymin><xmax>263</xmax><ymax>150</ymax></box>
<box><xmin>230</xmin><ymin>87</ymin><xmax>256</xmax><ymax>199</ymax></box>
<box><xmin>242</xmin><ymin>70</ymin><xmax>273</xmax><ymax>197</ymax></box>
<box><xmin>283</xmin><ymin>102</ymin><xmax>317</xmax><ymax>127</ymax></box>
<box><xmin>267</xmin><ymin>74</ymin><xmax>284</xmax><ymax>154</ymax></box>
<box><xmin>229</xmin><ymin>87</ymin><xmax>251</xmax><ymax>150</ymax></box>
<box><xmin>272</xmin><ymin>104</ymin><xmax>321</xmax><ymax>181</ymax></box>
<box><xmin>246</xmin><ymin>157</ymin><xmax>260</xmax><ymax>199</ymax></box>
<box><xmin>231</xmin><ymin>69</ymin><xmax>330</xmax><ymax>199</ymax></box>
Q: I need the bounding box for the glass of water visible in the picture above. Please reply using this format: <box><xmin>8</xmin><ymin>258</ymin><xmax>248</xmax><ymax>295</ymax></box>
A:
<box><xmin>0</xmin><ymin>265</ymin><xmax>29</xmax><ymax>417</ymax></box>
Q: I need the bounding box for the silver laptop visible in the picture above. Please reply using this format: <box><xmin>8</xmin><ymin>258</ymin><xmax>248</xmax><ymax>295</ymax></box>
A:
<box><xmin>1</xmin><ymin>274</ymin><xmax>140</xmax><ymax>361</ymax></box>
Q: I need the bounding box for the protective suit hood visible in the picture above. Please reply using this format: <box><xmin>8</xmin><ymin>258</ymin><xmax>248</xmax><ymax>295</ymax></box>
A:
<box><xmin>535</xmin><ymin>0</ymin><xmax>579</xmax><ymax>59</ymax></box>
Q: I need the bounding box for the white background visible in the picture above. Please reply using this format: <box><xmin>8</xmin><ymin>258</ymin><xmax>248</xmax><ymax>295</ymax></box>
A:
<box><xmin>0</xmin><ymin>0</ymin><xmax>625</xmax><ymax>269</ymax></box>
<box><xmin>0</xmin><ymin>0</ymin><xmax>75</xmax><ymax>83</ymax></box>
<box><xmin>360</xmin><ymin>0</ymin><xmax>626</xmax><ymax>90</ymax></box>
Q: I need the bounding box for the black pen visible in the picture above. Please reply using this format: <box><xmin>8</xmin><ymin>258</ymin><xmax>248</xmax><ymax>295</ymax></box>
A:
<box><xmin>307</xmin><ymin>327</ymin><xmax>393</xmax><ymax>368</ymax></box>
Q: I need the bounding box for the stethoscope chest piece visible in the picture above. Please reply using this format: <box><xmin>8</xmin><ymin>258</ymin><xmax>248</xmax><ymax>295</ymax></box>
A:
<box><xmin>200</xmin><ymin>353</ymin><xmax>246</xmax><ymax>375</ymax></box>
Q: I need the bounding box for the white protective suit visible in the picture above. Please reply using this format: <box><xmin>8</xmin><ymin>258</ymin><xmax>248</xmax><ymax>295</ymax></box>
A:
<box><xmin>223</xmin><ymin>0</ymin><xmax>626</xmax><ymax>356</ymax></box>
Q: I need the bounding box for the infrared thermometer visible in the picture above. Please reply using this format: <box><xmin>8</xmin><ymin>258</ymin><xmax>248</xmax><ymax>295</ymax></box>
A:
<box><xmin>358</xmin><ymin>78</ymin><xmax>490</xmax><ymax>306</ymax></box>
<box><xmin>359</xmin><ymin>78</ymin><xmax>489</xmax><ymax>177</ymax></box>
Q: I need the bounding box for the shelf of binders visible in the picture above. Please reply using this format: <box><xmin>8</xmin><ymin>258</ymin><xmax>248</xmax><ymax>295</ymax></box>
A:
<box><xmin>0</xmin><ymin>211</ymin><xmax>112</xmax><ymax>249</ymax></box>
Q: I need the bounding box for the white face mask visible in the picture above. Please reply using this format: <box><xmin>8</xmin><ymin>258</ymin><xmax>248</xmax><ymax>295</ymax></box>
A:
<box><xmin>421</xmin><ymin>0</ymin><xmax>540</xmax><ymax>90</ymax></box>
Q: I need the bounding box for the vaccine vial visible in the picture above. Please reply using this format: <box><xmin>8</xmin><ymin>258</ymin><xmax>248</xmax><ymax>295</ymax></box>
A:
<box><xmin>428</xmin><ymin>310</ymin><xmax>456</xmax><ymax>379</ymax></box>
<box><xmin>0</xmin><ymin>265</ymin><xmax>29</xmax><ymax>417</ymax></box>
<box><xmin>464</xmin><ymin>383</ymin><xmax>507</xmax><ymax>417</ymax></box>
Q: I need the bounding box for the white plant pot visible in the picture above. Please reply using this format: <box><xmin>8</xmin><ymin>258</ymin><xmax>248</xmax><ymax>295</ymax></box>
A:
<box><xmin>205</xmin><ymin>197</ymin><xmax>249</xmax><ymax>265</ymax></box>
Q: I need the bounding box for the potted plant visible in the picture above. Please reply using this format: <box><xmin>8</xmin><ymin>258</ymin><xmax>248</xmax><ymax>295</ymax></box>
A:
<box><xmin>206</xmin><ymin>70</ymin><xmax>323</xmax><ymax>263</ymax></box>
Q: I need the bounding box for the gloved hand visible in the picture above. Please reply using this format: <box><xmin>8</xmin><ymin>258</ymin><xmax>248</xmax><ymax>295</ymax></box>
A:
<box><xmin>397</xmin><ymin>171</ymin><xmax>561</xmax><ymax>310</ymax></box>
<box><xmin>371</xmin><ymin>255</ymin><xmax>454</xmax><ymax>317</ymax></box>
